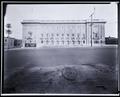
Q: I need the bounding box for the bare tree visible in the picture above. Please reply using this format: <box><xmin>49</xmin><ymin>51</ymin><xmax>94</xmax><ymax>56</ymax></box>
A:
<box><xmin>6</xmin><ymin>23</ymin><xmax>12</xmax><ymax>38</ymax></box>
<box><xmin>6</xmin><ymin>23</ymin><xmax>12</xmax><ymax>49</ymax></box>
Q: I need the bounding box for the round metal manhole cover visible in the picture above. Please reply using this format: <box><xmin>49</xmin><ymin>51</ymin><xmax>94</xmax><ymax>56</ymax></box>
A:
<box><xmin>62</xmin><ymin>67</ymin><xmax>77</xmax><ymax>81</ymax></box>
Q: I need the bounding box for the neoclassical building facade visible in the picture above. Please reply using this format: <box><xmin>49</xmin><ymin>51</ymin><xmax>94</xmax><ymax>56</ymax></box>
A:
<box><xmin>21</xmin><ymin>19</ymin><xmax>106</xmax><ymax>47</ymax></box>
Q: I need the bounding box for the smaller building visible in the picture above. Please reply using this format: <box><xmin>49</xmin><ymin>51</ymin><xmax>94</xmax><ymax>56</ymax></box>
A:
<box><xmin>4</xmin><ymin>37</ymin><xmax>15</xmax><ymax>49</ymax></box>
<box><xmin>14</xmin><ymin>39</ymin><xmax>22</xmax><ymax>48</ymax></box>
<box><xmin>105</xmin><ymin>37</ymin><xmax>118</xmax><ymax>44</ymax></box>
<box><xmin>4</xmin><ymin>37</ymin><xmax>22</xmax><ymax>49</ymax></box>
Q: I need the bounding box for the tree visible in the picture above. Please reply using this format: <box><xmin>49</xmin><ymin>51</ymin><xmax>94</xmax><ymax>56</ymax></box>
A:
<box><xmin>6</xmin><ymin>23</ymin><xmax>12</xmax><ymax>38</ymax></box>
<box><xmin>6</xmin><ymin>23</ymin><xmax>12</xmax><ymax>49</ymax></box>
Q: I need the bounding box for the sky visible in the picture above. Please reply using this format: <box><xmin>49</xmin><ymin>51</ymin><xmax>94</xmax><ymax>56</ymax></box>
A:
<box><xmin>4</xmin><ymin>2</ymin><xmax>118</xmax><ymax>39</ymax></box>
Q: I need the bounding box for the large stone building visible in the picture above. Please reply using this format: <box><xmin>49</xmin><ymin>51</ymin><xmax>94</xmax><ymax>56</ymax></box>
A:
<box><xmin>21</xmin><ymin>19</ymin><xmax>106</xmax><ymax>47</ymax></box>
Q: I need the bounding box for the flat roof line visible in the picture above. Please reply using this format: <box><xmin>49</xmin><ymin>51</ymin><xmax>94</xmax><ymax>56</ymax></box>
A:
<box><xmin>21</xmin><ymin>19</ymin><xmax>106</xmax><ymax>24</ymax></box>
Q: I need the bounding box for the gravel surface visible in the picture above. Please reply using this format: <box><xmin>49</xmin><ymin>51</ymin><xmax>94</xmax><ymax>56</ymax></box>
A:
<box><xmin>3</xmin><ymin>64</ymin><xmax>117</xmax><ymax>94</ymax></box>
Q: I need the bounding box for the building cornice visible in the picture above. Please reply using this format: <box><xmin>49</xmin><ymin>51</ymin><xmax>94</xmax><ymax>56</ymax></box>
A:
<box><xmin>21</xmin><ymin>19</ymin><xmax>106</xmax><ymax>24</ymax></box>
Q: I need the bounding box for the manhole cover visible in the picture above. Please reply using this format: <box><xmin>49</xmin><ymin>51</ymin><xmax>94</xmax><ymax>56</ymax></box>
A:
<box><xmin>62</xmin><ymin>67</ymin><xmax>77</xmax><ymax>81</ymax></box>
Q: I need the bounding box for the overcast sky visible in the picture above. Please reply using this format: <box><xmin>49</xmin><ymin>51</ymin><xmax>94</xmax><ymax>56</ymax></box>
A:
<box><xmin>4</xmin><ymin>3</ymin><xmax>118</xmax><ymax>39</ymax></box>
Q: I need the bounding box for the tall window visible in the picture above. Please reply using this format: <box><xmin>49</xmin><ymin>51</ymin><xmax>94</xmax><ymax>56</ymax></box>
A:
<box><xmin>95</xmin><ymin>33</ymin><xmax>97</xmax><ymax>37</ymax></box>
<box><xmin>46</xmin><ymin>40</ymin><xmax>49</xmax><ymax>44</ymax></box>
<box><xmin>83</xmin><ymin>40</ymin><xmax>85</xmax><ymax>44</ymax></box>
<box><xmin>41</xmin><ymin>40</ymin><xmax>43</xmax><ymax>43</ymax></box>
<box><xmin>57</xmin><ymin>34</ymin><xmax>59</xmax><ymax>36</ymax></box>
<box><xmin>72</xmin><ymin>41</ymin><xmax>75</xmax><ymax>44</ymax></box>
<box><xmin>57</xmin><ymin>40</ymin><xmax>59</xmax><ymax>44</ymax></box>
<box><xmin>62</xmin><ymin>40</ymin><xmax>64</xmax><ymax>44</ymax></box>
<box><xmin>5</xmin><ymin>39</ymin><xmax>7</xmax><ymax>42</ymax></box>
<box><xmin>67</xmin><ymin>40</ymin><xmax>69</xmax><ymax>45</ymax></box>
<box><xmin>82</xmin><ymin>34</ymin><xmax>85</xmax><ymax>39</ymax></box>
<box><xmin>52</xmin><ymin>40</ymin><xmax>54</xmax><ymax>44</ymax></box>
<box><xmin>78</xmin><ymin>40</ymin><xmax>80</xmax><ymax>44</ymax></box>
<box><xmin>51</xmin><ymin>33</ymin><xmax>54</xmax><ymax>36</ymax></box>
<box><xmin>77</xmin><ymin>33</ymin><xmax>80</xmax><ymax>36</ymax></box>
<box><xmin>67</xmin><ymin>34</ymin><xmax>69</xmax><ymax>36</ymax></box>
<box><xmin>46</xmin><ymin>33</ymin><xmax>49</xmax><ymax>37</ymax></box>
<box><xmin>41</xmin><ymin>34</ymin><xmax>43</xmax><ymax>37</ymax></box>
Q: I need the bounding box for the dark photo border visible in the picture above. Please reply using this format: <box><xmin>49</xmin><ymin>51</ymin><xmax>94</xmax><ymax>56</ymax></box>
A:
<box><xmin>1</xmin><ymin>0</ymin><xmax>120</xmax><ymax>96</ymax></box>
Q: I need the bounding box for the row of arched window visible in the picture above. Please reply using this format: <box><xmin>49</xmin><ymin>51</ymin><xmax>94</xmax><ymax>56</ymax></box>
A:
<box><xmin>40</xmin><ymin>40</ymin><xmax>86</xmax><ymax>44</ymax></box>
<box><xmin>39</xmin><ymin>37</ymin><xmax>82</xmax><ymax>40</ymax></box>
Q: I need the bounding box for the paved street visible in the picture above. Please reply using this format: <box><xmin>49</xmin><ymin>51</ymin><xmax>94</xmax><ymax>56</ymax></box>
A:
<box><xmin>3</xmin><ymin>46</ymin><xmax>118</xmax><ymax>94</ymax></box>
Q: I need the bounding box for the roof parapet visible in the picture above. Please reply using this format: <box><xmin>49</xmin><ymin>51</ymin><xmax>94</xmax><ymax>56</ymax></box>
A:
<box><xmin>21</xmin><ymin>19</ymin><xmax>106</xmax><ymax>24</ymax></box>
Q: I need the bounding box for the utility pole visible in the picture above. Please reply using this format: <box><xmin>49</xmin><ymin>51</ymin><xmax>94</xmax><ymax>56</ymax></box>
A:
<box><xmin>90</xmin><ymin>7</ymin><xmax>95</xmax><ymax>47</ymax></box>
<box><xmin>90</xmin><ymin>14</ymin><xmax>93</xmax><ymax>47</ymax></box>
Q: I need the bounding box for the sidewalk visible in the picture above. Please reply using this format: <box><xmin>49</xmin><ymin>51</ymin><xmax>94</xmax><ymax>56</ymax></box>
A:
<box><xmin>3</xmin><ymin>45</ymin><xmax>118</xmax><ymax>51</ymax></box>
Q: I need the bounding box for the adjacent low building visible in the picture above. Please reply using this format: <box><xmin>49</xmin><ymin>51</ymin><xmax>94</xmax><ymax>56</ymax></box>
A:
<box><xmin>4</xmin><ymin>37</ymin><xmax>15</xmax><ymax>49</ymax></box>
<box><xmin>14</xmin><ymin>39</ymin><xmax>22</xmax><ymax>48</ymax></box>
<box><xmin>21</xmin><ymin>19</ymin><xmax>106</xmax><ymax>47</ymax></box>
<box><xmin>105</xmin><ymin>37</ymin><xmax>118</xmax><ymax>44</ymax></box>
<box><xmin>4</xmin><ymin>37</ymin><xmax>22</xmax><ymax>49</ymax></box>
